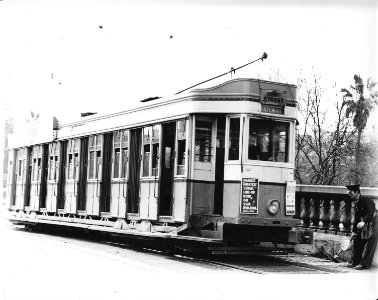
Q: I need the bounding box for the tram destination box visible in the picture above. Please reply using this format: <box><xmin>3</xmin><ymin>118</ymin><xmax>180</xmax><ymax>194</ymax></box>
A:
<box><xmin>241</xmin><ymin>178</ymin><xmax>259</xmax><ymax>214</ymax></box>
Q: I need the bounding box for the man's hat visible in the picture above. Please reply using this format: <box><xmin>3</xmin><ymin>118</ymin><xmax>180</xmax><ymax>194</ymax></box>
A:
<box><xmin>346</xmin><ymin>184</ymin><xmax>360</xmax><ymax>192</ymax></box>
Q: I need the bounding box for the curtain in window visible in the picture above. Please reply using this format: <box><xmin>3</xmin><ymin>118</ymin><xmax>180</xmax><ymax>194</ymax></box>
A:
<box><xmin>77</xmin><ymin>137</ymin><xmax>88</xmax><ymax>211</ymax></box>
<box><xmin>100</xmin><ymin>133</ymin><xmax>113</xmax><ymax>212</ymax></box>
<box><xmin>127</xmin><ymin>129</ymin><xmax>141</xmax><ymax>213</ymax></box>
<box><xmin>57</xmin><ymin>141</ymin><xmax>67</xmax><ymax>209</ymax></box>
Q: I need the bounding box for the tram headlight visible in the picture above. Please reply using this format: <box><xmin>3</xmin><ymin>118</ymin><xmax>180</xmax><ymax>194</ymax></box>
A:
<box><xmin>267</xmin><ymin>199</ymin><xmax>280</xmax><ymax>215</ymax></box>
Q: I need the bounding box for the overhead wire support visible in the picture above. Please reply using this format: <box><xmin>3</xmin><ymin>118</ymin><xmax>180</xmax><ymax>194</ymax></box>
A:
<box><xmin>175</xmin><ymin>52</ymin><xmax>268</xmax><ymax>95</ymax></box>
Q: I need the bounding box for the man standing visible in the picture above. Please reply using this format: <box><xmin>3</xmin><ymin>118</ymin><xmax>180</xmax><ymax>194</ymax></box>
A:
<box><xmin>346</xmin><ymin>184</ymin><xmax>378</xmax><ymax>270</ymax></box>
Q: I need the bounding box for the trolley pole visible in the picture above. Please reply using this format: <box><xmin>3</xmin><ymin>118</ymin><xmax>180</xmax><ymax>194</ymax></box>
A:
<box><xmin>175</xmin><ymin>52</ymin><xmax>268</xmax><ymax>95</ymax></box>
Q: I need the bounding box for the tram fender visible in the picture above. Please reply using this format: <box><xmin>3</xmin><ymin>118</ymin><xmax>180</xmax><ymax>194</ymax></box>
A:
<box><xmin>288</xmin><ymin>228</ymin><xmax>313</xmax><ymax>244</ymax></box>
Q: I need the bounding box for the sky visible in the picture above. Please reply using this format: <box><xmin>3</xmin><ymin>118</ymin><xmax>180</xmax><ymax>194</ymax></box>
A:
<box><xmin>0</xmin><ymin>0</ymin><xmax>377</xmax><ymax>126</ymax></box>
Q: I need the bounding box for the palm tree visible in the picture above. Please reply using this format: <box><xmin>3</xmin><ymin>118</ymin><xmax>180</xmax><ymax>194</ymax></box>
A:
<box><xmin>341</xmin><ymin>75</ymin><xmax>378</xmax><ymax>184</ymax></box>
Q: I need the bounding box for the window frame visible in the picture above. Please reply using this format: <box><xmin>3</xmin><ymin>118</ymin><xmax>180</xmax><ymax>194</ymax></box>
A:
<box><xmin>87</xmin><ymin>135</ymin><xmax>103</xmax><ymax>181</ymax></box>
<box><xmin>141</xmin><ymin>125</ymin><xmax>161</xmax><ymax>178</ymax></box>
<box><xmin>174</xmin><ymin>119</ymin><xmax>188</xmax><ymax>177</ymax></box>
<box><xmin>194</xmin><ymin>116</ymin><xmax>214</xmax><ymax>164</ymax></box>
<box><xmin>48</xmin><ymin>142</ymin><xmax>60</xmax><ymax>182</ymax></box>
<box><xmin>112</xmin><ymin>130</ymin><xmax>129</xmax><ymax>181</ymax></box>
<box><xmin>66</xmin><ymin>139</ymin><xmax>80</xmax><ymax>181</ymax></box>
<box><xmin>245</xmin><ymin>116</ymin><xmax>291</xmax><ymax>164</ymax></box>
<box><xmin>225</xmin><ymin>115</ymin><xmax>243</xmax><ymax>163</ymax></box>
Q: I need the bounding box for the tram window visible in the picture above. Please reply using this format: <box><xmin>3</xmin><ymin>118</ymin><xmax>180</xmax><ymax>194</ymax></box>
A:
<box><xmin>177</xmin><ymin>140</ymin><xmax>186</xmax><ymax>175</ymax></box>
<box><xmin>89</xmin><ymin>151</ymin><xmax>95</xmax><ymax>179</ymax></box>
<box><xmin>142</xmin><ymin>127</ymin><xmax>151</xmax><ymax>177</ymax></box>
<box><xmin>68</xmin><ymin>154</ymin><xmax>73</xmax><ymax>179</ymax></box>
<box><xmin>88</xmin><ymin>135</ymin><xmax>102</xmax><ymax>179</ymax></box>
<box><xmin>142</xmin><ymin>126</ymin><xmax>160</xmax><ymax>177</ymax></box>
<box><xmin>248</xmin><ymin>119</ymin><xmax>289</xmax><ymax>162</ymax></box>
<box><xmin>142</xmin><ymin>145</ymin><xmax>150</xmax><ymax>177</ymax></box>
<box><xmin>32</xmin><ymin>158</ymin><xmax>37</xmax><ymax>181</ymax></box>
<box><xmin>113</xmin><ymin>131</ymin><xmax>121</xmax><ymax>179</ymax></box>
<box><xmin>49</xmin><ymin>156</ymin><xmax>54</xmax><ymax>180</ymax></box>
<box><xmin>54</xmin><ymin>156</ymin><xmax>59</xmax><ymax>180</ymax></box>
<box><xmin>114</xmin><ymin>148</ymin><xmax>120</xmax><ymax>178</ymax></box>
<box><xmin>152</xmin><ymin>143</ymin><xmax>159</xmax><ymax>176</ymax></box>
<box><xmin>37</xmin><ymin>158</ymin><xmax>41</xmax><ymax>181</ymax></box>
<box><xmin>195</xmin><ymin>119</ymin><xmax>212</xmax><ymax>162</ymax></box>
<box><xmin>152</xmin><ymin>125</ymin><xmax>160</xmax><ymax>176</ymax></box>
<box><xmin>18</xmin><ymin>159</ymin><xmax>22</xmax><ymax>178</ymax></box>
<box><xmin>9</xmin><ymin>161</ymin><xmax>13</xmax><ymax>181</ymax></box>
<box><xmin>121</xmin><ymin>149</ymin><xmax>128</xmax><ymax>178</ymax></box>
<box><xmin>120</xmin><ymin>130</ymin><xmax>129</xmax><ymax>179</ymax></box>
<box><xmin>74</xmin><ymin>153</ymin><xmax>79</xmax><ymax>179</ymax></box>
<box><xmin>96</xmin><ymin>151</ymin><xmax>101</xmax><ymax>179</ymax></box>
<box><xmin>176</xmin><ymin>120</ymin><xmax>186</xmax><ymax>175</ymax></box>
<box><xmin>228</xmin><ymin>117</ymin><xmax>240</xmax><ymax>160</ymax></box>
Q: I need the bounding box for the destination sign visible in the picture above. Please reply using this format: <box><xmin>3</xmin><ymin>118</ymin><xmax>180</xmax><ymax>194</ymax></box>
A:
<box><xmin>261</xmin><ymin>90</ymin><xmax>285</xmax><ymax>106</ymax></box>
<box><xmin>241</xmin><ymin>178</ymin><xmax>259</xmax><ymax>214</ymax></box>
<box><xmin>285</xmin><ymin>181</ymin><xmax>296</xmax><ymax>215</ymax></box>
<box><xmin>261</xmin><ymin>105</ymin><xmax>284</xmax><ymax>114</ymax></box>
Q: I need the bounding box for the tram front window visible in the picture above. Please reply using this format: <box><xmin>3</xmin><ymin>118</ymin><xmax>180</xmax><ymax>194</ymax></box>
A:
<box><xmin>248</xmin><ymin>119</ymin><xmax>289</xmax><ymax>162</ymax></box>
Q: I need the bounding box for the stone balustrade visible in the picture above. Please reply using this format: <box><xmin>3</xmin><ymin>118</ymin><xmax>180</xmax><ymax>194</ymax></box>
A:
<box><xmin>295</xmin><ymin>185</ymin><xmax>378</xmax><ymax>235</ymax></box>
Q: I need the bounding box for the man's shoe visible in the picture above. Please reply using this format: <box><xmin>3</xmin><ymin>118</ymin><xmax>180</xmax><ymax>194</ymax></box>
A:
<box><xmin>353</xmin><ymin>264</ymin><xmax>369</xmax><ymax>270</ymax></box>
<box><xmin>346</xmin><ymin>263</ymin><xmax>356</xmax><ymax>268</ymax></box>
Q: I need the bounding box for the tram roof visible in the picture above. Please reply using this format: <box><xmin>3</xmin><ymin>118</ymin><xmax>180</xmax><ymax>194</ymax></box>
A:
<box><xmin>58</xmin><ymin>78</ymin><xmax>297</xmax><ymax>126</ymax></box>
<box><xmin>8</xmin><ymin>78</ymin><xmax>298</xmax><ymax>147</ymax></box>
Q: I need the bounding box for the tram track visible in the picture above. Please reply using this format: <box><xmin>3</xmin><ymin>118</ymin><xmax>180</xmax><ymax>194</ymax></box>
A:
<box><xmin>103</xmin><ymin>239</ymin><xmax>342</xmax><ymax>274</ymax></box>
<box><xmin>11</xmin><ymin>223</ymin><xmax>346</xmax><ymax>274</ymax></box>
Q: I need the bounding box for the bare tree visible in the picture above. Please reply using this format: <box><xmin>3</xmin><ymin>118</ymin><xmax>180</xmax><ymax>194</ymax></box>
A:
<box><xmin>295</xmin><ymin>74</ymin><xmax>356</xmax><ymax>185</ymax></box>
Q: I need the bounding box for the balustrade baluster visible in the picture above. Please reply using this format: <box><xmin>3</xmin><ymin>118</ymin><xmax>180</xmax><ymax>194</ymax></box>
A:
<box><xmin>299</xmin><ymin>196</ymin><xmax>311</xmax><ymax>228</ymax></box>
<box><xmin>309</xmin><ymin>197</ymin><xmax>320</xmax><ymax>229</ymax></box>
<box><xmin>319</xmin><ymin>198</ymin><xmax>331</xmax><ymax>231</ymax></box>
<box><xmin>340</xmin><ymin>197</ymin><xmax>352</xmax><ymax>233</ymax></box>
<box><xmin>329</xmin><ymin>199</ymin><xmax>341</xmax><ymax>232</ymax></box>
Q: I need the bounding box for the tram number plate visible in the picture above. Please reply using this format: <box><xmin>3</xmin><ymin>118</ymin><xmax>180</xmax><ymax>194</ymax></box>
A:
<box><xmin>241</xmin><ymin>178</ymin><xmax>258</xmax><ymax>214</ymax></box>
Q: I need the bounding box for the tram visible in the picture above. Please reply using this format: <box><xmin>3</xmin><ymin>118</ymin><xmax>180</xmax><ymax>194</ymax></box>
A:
<box><xmin>5</xmin><ymin>78</ymin><xmax>300</xmax><ymax>248</ymax></box>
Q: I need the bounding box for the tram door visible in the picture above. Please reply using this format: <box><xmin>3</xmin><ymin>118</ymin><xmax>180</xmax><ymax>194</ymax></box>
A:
<box><xmin>14</xmin><ymin>148</ymin><xmax>28</xmax><ymax>209</ymax></box>
<box><xmin>46</xmin><ymin>142</ymin><xmax>60</xmax><ymax>212</ymax></box>
<box><xmin>192</xmin><ymin>116</ymin><xmax>217</xmax><ymax>214</ymax></box>
<box><xmin>65</xmin><ymin>139</ymin><xmax>80</xmax><ymax>214</ymax></box>
<box><xmin>86</xmin><ymin>135</ymin><xmax>103</xmax><ymax>215</ymax></box>
<box><xmin>29</xmin><ymin>145</ymin><xmax>48</xmax><ymax>211</ymax></box>
<box><xmin>7</xmin><ymin>149</ymin><xmax>17</xmax><ymax>209</ymax></box>
<box><xmin>159</xmin><ymin>122</ymin><xmax>176</xmax><ymax>216</ymax></box>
